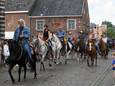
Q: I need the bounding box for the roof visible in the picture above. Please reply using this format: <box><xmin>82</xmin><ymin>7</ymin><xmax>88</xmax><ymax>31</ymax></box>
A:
<box><xmin>30</xmin><ymin>0</ymin><xmax>84</xmax><ymax>16</ymax></box>
<box><xmin>5</xmin><ymin>0</ymin><xmax>85</xmax><ymax>16</ymax></box>
<box><xmin>5</xmin><ymin>0</ymin><xmax>36</xmax><ymax>11</ymax></box>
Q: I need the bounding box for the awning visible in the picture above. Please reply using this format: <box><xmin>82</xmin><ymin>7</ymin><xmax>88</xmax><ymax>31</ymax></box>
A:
<box><xmin>5</xmin><ymin>32</ymin><xmax>14</xmax><ymax>39</ymax></box>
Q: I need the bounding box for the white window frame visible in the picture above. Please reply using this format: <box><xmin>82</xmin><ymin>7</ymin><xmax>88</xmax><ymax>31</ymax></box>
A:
<box><xmin>67</xmin><ymin>19</ymin><xmax>76</xmax><ymax>30</ymax></box>
<box><xmin>36</xmin><ymin>19</ymin><xmax>45</xmax><ymax>31</ymax></box>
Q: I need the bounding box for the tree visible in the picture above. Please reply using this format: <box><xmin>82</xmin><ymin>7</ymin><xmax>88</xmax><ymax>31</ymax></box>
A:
<box><xmin>102</xmin><ymin>21</ymin><xmax>113</xmax><ymax>28</ymax></box>
<box><xmin>107</xmin><ymin>27</ymin><xmax>115</xmax><ymax>39</ymax></box>
<box><xmin>102</xmin><ymin>21</ymin><xmax>115</xmax><ymax>39</ymax></box>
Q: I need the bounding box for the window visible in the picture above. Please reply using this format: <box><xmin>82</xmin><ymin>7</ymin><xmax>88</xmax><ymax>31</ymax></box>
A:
<box><xmin>36</xmin><ymin>20</ymin><xmax>45</xmax><ymax>31</ymax></box>
<box><xmin>67</xmin><ymin>19</ymin><xmax>76</xmax><ymax>30</ymax></box>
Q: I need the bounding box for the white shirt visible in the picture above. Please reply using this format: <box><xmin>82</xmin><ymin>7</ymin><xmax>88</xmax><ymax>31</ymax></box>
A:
<box><xmin>3</xmin><ymin>44</ymin><xmax>10</xmax><ymax>57</ymax></box>
<box><xmin>102</xmin><ymin>37</ymin><xmax>107</xmax><ymax>43</ymax></box>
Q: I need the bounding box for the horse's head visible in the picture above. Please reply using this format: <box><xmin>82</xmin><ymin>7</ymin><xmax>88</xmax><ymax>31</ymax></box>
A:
<box><xmin>87</xmin><ymin>40</ymin><xmax>95</xmax><ymax>51</ymax></box>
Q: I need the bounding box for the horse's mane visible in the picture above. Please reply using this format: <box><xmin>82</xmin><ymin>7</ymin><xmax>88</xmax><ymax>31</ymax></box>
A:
<box><xmin>7</xmin><ymin>39</ymin><xmax>22</xmax><ymax>57</ymax></box>
<box><xmin>52</xmin><ymin>34</ymin><xmax>61</xmax><ymax>42</ymax></box>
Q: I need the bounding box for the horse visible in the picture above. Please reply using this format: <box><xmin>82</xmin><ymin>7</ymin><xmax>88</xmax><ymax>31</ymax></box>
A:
<box><xmin>98</xmin><ymin>38</ymin><xmax>109</xmax><ymax>59</ymax></box>
<box><xmin>49</xmin><ymin>33</ymin><xmax>62</xmax><ymax>64</ymax></box>
<box><xmin>5</xmin><ymin>39</ymin><xmax>37</xmax><ymax>83</ymax></box>
<box><xmin>59</xmin><ymin>36</ymin><xmax>73</xmax><ymax>64</ymax></box>
<box><xmin>75</xmin><ymin>39</ymin><xmax>86</xmax><ymax>61</ymax></box>
<box><xmin>33</xmin><ymin>37</ymin><xmax>49</xmax><ymax>71</ymax></box>
<box><xmin>86</xmin><ymin>39</ymin><xmax>97</xmax><ymax>66</ymax></box>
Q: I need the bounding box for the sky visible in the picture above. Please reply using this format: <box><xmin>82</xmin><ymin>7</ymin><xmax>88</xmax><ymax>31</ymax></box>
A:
<box><xmin>88</xmin><ymin>0</ymin><xmax>115</xmax><ymax>25</ymax></box>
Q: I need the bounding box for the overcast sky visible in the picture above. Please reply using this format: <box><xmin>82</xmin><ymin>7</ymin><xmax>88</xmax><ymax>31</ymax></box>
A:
<box><xmin>88</xmin><ymin>0</ymin><xmax>115</xmax><ymax>25</ymax></box>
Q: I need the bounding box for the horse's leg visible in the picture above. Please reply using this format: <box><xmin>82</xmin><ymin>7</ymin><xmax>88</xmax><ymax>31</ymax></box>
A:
<box><xmin>8</xmin><ymin>64</ymin><xmax>15</xmax><ymax>83</ymax></box>
<box><xmin>91</xmin><ymin>58</ymin><xmax>94</xmax><ymax>66</ymax></box>
<box><xmin>33</xmin><ymin>61</ymin><xmax>37</xmax><ymax>79</ymax></box>
<box><xmin>56</xmin><ymin>50</ymin><xmax>61</xmax><ymax>64</ymax></box>
<box><xmin>41</xmin><ymin>62</ymin><xmax>45</xmax><ymax>71</ymax></box>
<box><xmin>18</xmin><ymin>65</ymin><xmax>22</xmax><ymax>82</ymax></box>
<box><xmin>48</xmin><ymin>51</ymin><xmax>53</xmax><ymax>67</ymax></box>
<box><xmin>23</xmin><ymin>64</ymin><xmax>27</xmax><ymax>79</ymax></box>
<box><xmin>40</xmin><ymin>54</ymin><xmax>46</xmax><ymax>71</ymax></box>
<box><xmin>95</xmin><ymin>55</ymin><xmax>97</xmax><ymax>66</ymax></box>
<box><xmin>87</xmin><ymin>56</ymin><xmax>90</xmax><ymax>67</ymax></box>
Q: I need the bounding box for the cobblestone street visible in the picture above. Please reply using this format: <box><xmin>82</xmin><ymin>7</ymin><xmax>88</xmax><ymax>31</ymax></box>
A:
<box><xmin>0</xmin><ymin>53</ymin><xmax>113</xmax><ymax>86</ymax></box>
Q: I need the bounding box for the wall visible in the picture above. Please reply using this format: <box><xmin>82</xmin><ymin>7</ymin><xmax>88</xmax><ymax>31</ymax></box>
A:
<box><xmin>30</xmin><ymin>16</ymin><xmax>83</xmax><ymax>37</ymax></box>
<box><xmin>5</xmin><ymin>13</ymin><xmax>30</xmax><ymax>32</ymax></box>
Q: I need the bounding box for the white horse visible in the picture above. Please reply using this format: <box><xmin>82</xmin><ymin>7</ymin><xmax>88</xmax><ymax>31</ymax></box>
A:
<box><xmin>49</xmin><ymin>33</ymin><xmax>73</xmax><ymax>64</ymax></box>
<box><xmin>34</xmin><ymin>37</ymin><xmax>48</xmax><ymax>71</ymax></box>
<box><xmin>49</xmin><ymin>33</ymin><xmax>62</xmax><ymax>64</ymax></box>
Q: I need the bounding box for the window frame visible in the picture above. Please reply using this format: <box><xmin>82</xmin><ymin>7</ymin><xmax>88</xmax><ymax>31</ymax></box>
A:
<box><xmin>67</xmin><ymin>19</ymin><xmax>76</xmax><ymax>30</ymax></box>
<box><xmin>36</xmin><ymin>19</ymin><xmax>45</xmax><ymax>31</ymax></box>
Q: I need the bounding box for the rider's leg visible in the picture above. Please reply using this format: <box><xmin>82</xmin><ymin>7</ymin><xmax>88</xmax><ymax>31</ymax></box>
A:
<box><xmin>95</xmin><ymin>42</ymin><xmax>100</xmax><ymax>55</ymax></box>
<box><xmin>24</xmin><ymin>44</ymin><xmax>32</xmax><ymax>62</ymax></box>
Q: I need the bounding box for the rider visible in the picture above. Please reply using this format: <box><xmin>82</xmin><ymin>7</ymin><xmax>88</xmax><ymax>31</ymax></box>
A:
<box><xmin>78</xmin><ymin>30</ymin><xmax>86</xmax><ymax>43</ymax></box>
<box><xmin>13</xmin><ymin>19</ymin><xmax>32</xmax><ymax>63</ymax></box>
<box><xmin>56</xmin><ymin>29</ymin><xmax>66</xmax><ymax>42</ymax></box>
<box><xmin>88</xmin><ymin>32</ymin><xmax>100</xmax><ymax>54</ymax></box>
<box><xmin>67</xmin><ymin>31</ymin><xmax>73</xmax><ymax>45</ymax></box>
<box><xmin>43</xmin><ymin>24</ymin><xmax>52</xmax><ymax>47</ymax></box>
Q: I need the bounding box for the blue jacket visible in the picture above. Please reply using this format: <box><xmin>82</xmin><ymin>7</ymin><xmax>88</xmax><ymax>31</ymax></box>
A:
<box><xmin>68</xmin><ymin>36</ymin><xmax>72</xmax><ymax>43</ymax></box>
<box><xmin>13</xmin><ymin>26</ymin><xmax>32</xmax><ymax>59</ymax></box>
<box><xmin>13</xmin><ymin>26</ymin><xmax>30</xmax><ymax>43</ymax></box>
<box><xmin>56</xmin><ymin>30</ymin><xmax>66</xmax><ymax>38</ymax></box>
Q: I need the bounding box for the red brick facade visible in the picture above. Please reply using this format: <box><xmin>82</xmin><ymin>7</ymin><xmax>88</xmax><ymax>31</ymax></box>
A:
<box><xmin>5</xmin><ymin>13</ymin><xmax>30</xmax><ymax>31</ymax></box>
<box><xmin>30</xmin><ymin>16</ymin><xmax>84</xmax><ymax>36</ymax></box>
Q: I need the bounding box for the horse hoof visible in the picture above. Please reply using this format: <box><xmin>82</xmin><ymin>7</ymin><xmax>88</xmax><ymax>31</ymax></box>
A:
<box><xmin>65</xmin><ymin>61</ymin><xmax>67</xmax><ymax>64</ymax></box>
<box><xmin>54</xmin><ymin>61</ymin><xmax>56</xmax><ymax>64</ymax></box>
<box><xmin>49</xmin><ymin>64</ymin><xmax>52</xmax><ymax>67</ymax></box>
<box><xmin>18</xmin><ymin>80</ymin><xmax>20</xmax><ymax>82</ymax></box>
<box><xmin>12</xmin><ymin>80</ymin><xmax>15</xmax><ymax>84</ymax></box>
<box><xmin>34</xmin><ymin>76</ymin><xmax>37</xmax><ymax>79</ymax></box>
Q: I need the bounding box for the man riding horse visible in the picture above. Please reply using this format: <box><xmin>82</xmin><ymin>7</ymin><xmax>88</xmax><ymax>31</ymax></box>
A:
<box><xmin>56</xmin><ymin>29</ymin><xmax>66</xmax><ymax>42</ymax></box>
<box><xmin>13</xmin><ymin>19</ymin><xmax>33</xmax><ymax>64</ymax></box>
<box><xmin>88</xmin><ymin>32</ymin><xmax>101</xmax><ymax>55</ymax></box>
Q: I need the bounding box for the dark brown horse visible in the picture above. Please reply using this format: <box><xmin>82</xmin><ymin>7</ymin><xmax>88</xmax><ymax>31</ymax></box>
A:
<box><xmin>5</xmin><ymin>39</ymin><xmax>37</xmax><ymax>83</ymax></box>
<box><xmin>75</xmin><ymin>39</ymin><xmax>86</xmax><ymax>61</ymax></box>
<box><xmin>98</xmin><ymin>38</ymin><xmax>109</xmax><ymax>59</ymax></box>
<box><xmin>86</xmin><ymin>39</ymin><xmax>97</xmax><ymax>66</ymax></box>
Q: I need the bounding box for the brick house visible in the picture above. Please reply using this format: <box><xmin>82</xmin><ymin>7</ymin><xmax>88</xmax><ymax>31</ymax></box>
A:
<box><xmin>5</xmin><ymin>0</ymin><xmax>90</xmax><ymax>39</ymax></box>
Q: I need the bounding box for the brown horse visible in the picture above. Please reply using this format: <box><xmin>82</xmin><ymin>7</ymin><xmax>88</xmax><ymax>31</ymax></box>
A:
<box><xmin>86</xmin><ymin>39</ymin><xmax>97</xmax><ymax>66</ymax></box>
<box><xmin>98</xmin><ymin>38</ymin><xmax>109</xmax><ymax>59</ymax></box>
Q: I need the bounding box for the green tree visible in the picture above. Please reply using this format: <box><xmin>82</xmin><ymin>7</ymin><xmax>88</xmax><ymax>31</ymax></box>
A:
<box><xmin>102</xmin><ymin>21</ymin><xmax>115</xmax><ymax>39</ymax></box>
<box><xmin>102</xmin><ymin>21</ymin><xmax>113</xmax><ymax>28</ymax></box>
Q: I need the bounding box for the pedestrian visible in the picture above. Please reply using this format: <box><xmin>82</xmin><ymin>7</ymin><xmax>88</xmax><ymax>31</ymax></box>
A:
<box><xmin>112</xmin><ymin>44</ymin><xmax>115</xmax><ymax>78</ymax></box>
<box><xmin>3</xmin><ymin>41</ymin><xmax>10</xmax><ymax>61</ymax></box>
<box><xmin>0</xmin><ymin>42</ymin><xmax>2</xmax><ymax>64</ymax></box>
